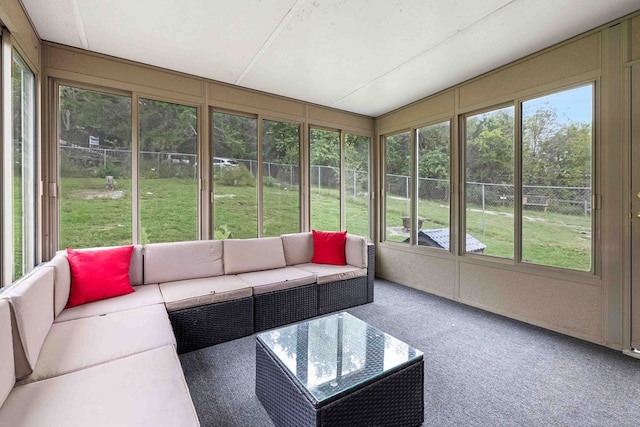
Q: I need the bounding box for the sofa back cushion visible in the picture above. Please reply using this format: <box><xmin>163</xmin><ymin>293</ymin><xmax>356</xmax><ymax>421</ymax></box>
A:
<box><xmin>144</xmin><ymin>240</ymin><xmax>224</xmax><ymax>284</ymax></box>
<box><xmin>224</xmin><ymin>237</ymin><xmax>286</xmax><ymax>274</ymax></box>
<box><xmin>281</xmin><ymin>232</ymin><xmax>313</xmax><ymax>266</ymax></box>
<box><xmin>2</xmin><ymin>267</ymin><xmax>54</xmax><ymax>379</ymax></box>
<box><xmin>345</xmin><ymin>234</ymin><xmax>367</xmax><ymax>268</ymax></box>
<box><xmin>0</xmin><ymin>300</ymin><xmax>14</xmax><ymax>407</ymax></box>
<box><xmin>49</xmin><ymin>252</ymin><xmax>71</xmax><ymax>318</ymax></box>
<box><xmin>48</xmin><ymin>245</ymin><xmax>143</xmax><ymax>316</ymax></box>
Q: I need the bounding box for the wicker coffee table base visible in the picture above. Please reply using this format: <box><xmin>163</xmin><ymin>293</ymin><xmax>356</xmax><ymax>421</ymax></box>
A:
<box><xmin>256</xmin><ymin>340</ymin><xmax>424</xmax><ymax>427</ymax></box>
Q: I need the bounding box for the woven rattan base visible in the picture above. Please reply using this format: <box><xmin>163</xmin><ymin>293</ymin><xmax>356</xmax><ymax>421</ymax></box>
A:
<box><xmin>317</xmin><ymin>275</ymin><xmax>368</xmax><ymax>315</ymax></box>
<box><xmin>169</xmin><ymin>297</ymin><xmax>254</xmax><ymax>354</ymax></box>
<box><xmin>256</xmin><ymin>339</ymin><xmax>424</xmax><ymax>427</ymax></box>
<box><xmin>254</xmin><ymin>283</ymin><xmax>318</xmax><ymax>332</ymax></box>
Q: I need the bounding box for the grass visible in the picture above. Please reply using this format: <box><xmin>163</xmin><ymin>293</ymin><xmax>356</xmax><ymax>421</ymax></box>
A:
<box><xmin>384</xmin><ymin>195</ymin><xmax>591</xmax><ymax>271</ymax></box>
<box><xmin>58</xmin><ymin>177</ymin><xmax>591</xmax><ymax>271</ymax></box>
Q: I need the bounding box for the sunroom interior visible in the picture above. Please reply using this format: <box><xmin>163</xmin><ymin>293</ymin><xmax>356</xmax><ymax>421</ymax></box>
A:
<box><xmin>1</xmin><ymin>0</ymin><xmax>640</xmax><ymax>359</ymax></box>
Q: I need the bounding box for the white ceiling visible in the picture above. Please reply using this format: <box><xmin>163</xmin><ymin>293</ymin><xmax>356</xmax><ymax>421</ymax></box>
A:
<box><xmin>21</xmin><ymin>0</ymin><xmax>640</xmax><ymax>117</ymax></box>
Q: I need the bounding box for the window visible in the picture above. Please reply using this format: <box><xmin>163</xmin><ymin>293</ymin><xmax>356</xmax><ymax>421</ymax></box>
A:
<box><xmin>521</xmin><ymin>85</ymin><xmax>593</xmax><ymax>271</ymax></box>
<box><xmin>212</xmin><ymin>111</ymin><xmax>258</xmax><ymax>239</ymax></box>
<box><xmin>139</xmin><ymin>98</ymin><xmax>198</xmax><ymax>243</ymax></box>
<box><xmin>464</xmin><ymin>106</ymin><xmax>514</xmax><ymax>258</ymax></box>
<box><xmin>262</xmin><ymin>120</ymin><xmax>300</xmax><ymax>237</ymax></box>
<box><xmin>462</xmin><ymin>84</ymin><xmax>594</xmax><ymax>271</ymax></box>
<box><xmin>11</xmin><ymin>51</ymin><xmax>36</xmax><ymax>280</ymax></box>
<box><xmin>58</xmin><ymin>85</ymin><xmax>132</xmax><ymax>249</ymax></box>
<box><xmin>384</xmin><ymin>131</ymin><xmax>411</xmax><ymax>243</ymax></box>
<box><xmin>417</xmin><ymin>122</ymin><xmax>450</xmax><ymax>250</ymax></box>
<box><xmin>345</xmin><ymin>133</ymin><xmax>371</xmax><ymax>238</ymax></box>
<box><xmin>310</xmin><ymin>128</ymin><xmax>340</xmax><ymax>231</ymax></box>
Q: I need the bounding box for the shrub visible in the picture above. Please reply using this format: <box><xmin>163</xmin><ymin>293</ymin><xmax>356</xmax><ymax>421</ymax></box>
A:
<box><xmin>216</xmin><ymin>164</ymin><xmax>255</xmax><ymax>186</ymax></box>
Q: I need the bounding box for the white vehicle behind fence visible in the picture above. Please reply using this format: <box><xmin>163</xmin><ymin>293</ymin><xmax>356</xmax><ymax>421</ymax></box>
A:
<box><xmin>213</xmin><ymin>157</ymin><xmax>238</xmax><ymax>168</ymax></box>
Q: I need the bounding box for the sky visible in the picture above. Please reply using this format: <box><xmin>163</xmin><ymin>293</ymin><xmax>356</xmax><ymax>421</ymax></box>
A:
<box><xmin>522</xmin><ymin>84</ymin><xmax>593</xmax><ymax>124</ymax></box>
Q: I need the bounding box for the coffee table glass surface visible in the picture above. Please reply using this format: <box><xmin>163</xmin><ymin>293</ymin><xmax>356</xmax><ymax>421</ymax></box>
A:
<box><xmin>256</xmin><ymin>312</ymin><xmax>423</xmax><ymax>404</ymax></box>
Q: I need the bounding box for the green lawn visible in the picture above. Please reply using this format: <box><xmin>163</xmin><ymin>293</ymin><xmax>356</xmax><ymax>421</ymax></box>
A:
<box><xmin>59</xmin><ymin>177</ymin><xmax>591</xmax><ymax>271</ymax></box>
<box><xmin>384</xmin><ymin>195</ymin><xmax>591</xmax><ymax>271</ymax></box>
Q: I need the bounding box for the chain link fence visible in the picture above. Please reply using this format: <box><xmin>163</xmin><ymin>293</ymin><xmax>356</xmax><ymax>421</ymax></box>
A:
<box><xmin>386</xmin><ymin>173</ymin><xmax>590</xmax><ymax>218</ymax></box>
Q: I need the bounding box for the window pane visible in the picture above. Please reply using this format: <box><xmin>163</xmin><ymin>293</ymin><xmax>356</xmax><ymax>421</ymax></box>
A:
<box><xmin>384</xmin><ymin>131</ymin><xmax>411</xmax><ymax>243</ymax></box>
<box><xmin>139</xmin><ymin>99</ymin><xmax>197</xmax><ymax>243</ymax></box>
<box><xmin>417</xmin><ymin>122</ymin><xmax>450</xmax><ymax>250</ymax></box>
<box><xmin>12</xmin><ymin>52</ymin><xmax>36</xmax><ymax>280</ymax></box>
<box><xmin>58</xmin><ymin>86</ymin><xmax>132</xmax><ymax>249</ymax></box>
<box><xmin>345</xmin><ymin>134</ymin><xmax>370</xmax><ymax>238</ymax></box>
<box><xmin>310</xmin><ymin>129</ymin><xmax>340</xmax><ymax>231</ymax></box>
<box><xmin>465</xmin><ymin>107</ymin><xmax>514</xmax><ymax>258</ymax></box>
<box><xmin>262</xmin><ymin>120</ymin><xmax>300</xmax><ymax>237</ymax></box>
<box><xmin>522</xmin><ymin>85</ymin><xmax>593</xmax><ymax>270</ymax></box>
<box><xmin>212</xmin><ymin>111</ymin><xmax>257</xmax><ymax>239</ymax></box>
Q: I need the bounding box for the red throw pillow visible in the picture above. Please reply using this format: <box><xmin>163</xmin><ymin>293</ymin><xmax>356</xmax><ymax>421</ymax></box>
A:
<box><xmin>65</xmin><ymin>246</ymin><xmax>135</xmax><ymax>308</ymax></box>
<box><xmin>311</xmin><ymin>230</ymin><xmax>347</xmax><ymax>265</ymax></box>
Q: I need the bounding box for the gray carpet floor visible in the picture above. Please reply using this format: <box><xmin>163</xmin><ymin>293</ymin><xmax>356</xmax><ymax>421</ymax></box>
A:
<box><xmin>180</xmin><ymin>280</ymin><xmax>640</xmax><ymax>426</ymax></box>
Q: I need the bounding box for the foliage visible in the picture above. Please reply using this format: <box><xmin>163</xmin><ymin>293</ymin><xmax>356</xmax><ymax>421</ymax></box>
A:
<box><xmin>59</xmin><ymin>86</ymin><xmax>132</xmax><ymax>150</ymax></box>
<box><xmin>213</xmin><ymin>112</ymin><xmax>257</xmax><ymax>159</ymax></box>
<box><xmin>214</xmin><ymin>224</ymin><xmax>232</xmax><ymax>240</ymax></box>
<box><xmin>96</xmin><ymin>161</ymin><xmax>121</xmax><ymax>178</ymax></box>
<box><xmin>215</xmin><ymin>164</ymin><xmax>255</xmax><ymax>186</ymax></box>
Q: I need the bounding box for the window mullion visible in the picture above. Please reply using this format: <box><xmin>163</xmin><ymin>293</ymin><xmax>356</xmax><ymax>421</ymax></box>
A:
<box><xmin>514</xmin><ymin>101</ymin><xmax>523</xmax><ymax>265</ymax></box>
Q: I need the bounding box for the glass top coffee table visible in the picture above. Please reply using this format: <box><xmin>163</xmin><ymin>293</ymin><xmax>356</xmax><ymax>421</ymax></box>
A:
<box><xmin>255</xmin><ymin>312</ymin><xmax>424</xmax><ymax>426</ymax></box>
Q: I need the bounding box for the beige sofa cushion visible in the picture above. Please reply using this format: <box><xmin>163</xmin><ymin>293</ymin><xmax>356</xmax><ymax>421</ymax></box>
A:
<box><xmin>18</xmin><ymin>304</ymin><xmax>175</xmax><ymax>385</ymax></box>
<box><xmin>0</xmin><ymin>345</ymin><xmax>200</xmax><ymax>427</ymax></box>
<box><xmin>0</xmin><ymin>300</ymin><xmax>14</xmax><ymax>407</ymax></box>
<box><xmin>1</xmin><ymin>267</ymin><xmax>54</xmax><ymax>379</ymax></box>
<box><xmin>144</xmin><ymin>240</ymin><xmax>224</xmax><ymax>284</ymax></box>
<box><xmin>54</xmin><ymin>284</ymin><xmax>164</xmax><ymax>323</ymax></box>
<box><xmin>159</xmin><ymin>276</ymin><xmax>253</xmax><ymax>312</ymax></box>
<box><xmin>345</xmin><ymin>234</ymin><xmax>367</xmax><ymax>268</ymax></box>
<box><xmin>48</xmin><ymin>245</ymin><xmax>144</xmax><ymax>317</ymax></box>
<box><xmin>48</xmin><ymin>252</ymin><xmax>71</xmax><ymax>318</ymax></box>
<box><xmin>294</xmin><ymin>263</ymin><xmax>367</xmax><ymax>285</ymax></box>
<box><xmin>281</xmin><ymin>232</ymin><xmax>313</xmax><ymax>265</ymax></box>
<box><xmin>224</xmin><ymin>237</ymin><xmax>286</xmax><ymax>274</ymax></box>
<box><xmin>237</xmin><ymin>266</ymin><xmax>316</xmax><ymax>295</ymax></box>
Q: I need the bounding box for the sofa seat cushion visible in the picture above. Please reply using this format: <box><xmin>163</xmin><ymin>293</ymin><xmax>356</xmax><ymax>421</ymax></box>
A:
<box><xmin>159</xmin><ymin>275</ymin><xmax>253</xmax><ymax>312</ymax></box>
<box><xmin>237</xmin><ymin>266</ymin><xmax>316</xmax><ymax>295</ymax></box>
<box><xmin>294</xmin><ymin>263</ymin><xmax>367</xmax><ymax>284</ymax></box>
<box><xmin>18</xmin><ymin>304</ymin><xmax>176</xmax><ymax>385</ymax></box>
<box><xmin>0</xmin><ymin>346</ymin><xmax>200</xmax><ymax>427</ymax></box>
<box><xmin>0</xmin><ymin>300</ymin><xmax>14</xmax><ymax>408</ymax></box>
<box><xmin>144</xmin><ymin>240</ymin><xmax>224</xmax><ymax>284</ymax></box>
<box><xmin>54</xmin><ymin>284</ymin><xmax>164</xmax><ymax>323</ymax></box>
<box><xmin>224</xmin><ymin>237</ymin><xmax>286</xmax><ymax>274</ymax></box>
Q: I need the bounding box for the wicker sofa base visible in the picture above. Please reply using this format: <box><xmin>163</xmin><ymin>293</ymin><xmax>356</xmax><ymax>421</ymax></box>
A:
<box><xmin>169</xmin><ymin>297</ymin><xmax>254</xmax><ymax>354</ymax></box>
<box><xmin>254</xmin><ymin>283</ymin><xmax>318</xmax><ymax>332</ymax></box>
<box><xmin>317</xmin><ymin>275</ymin><xmax>368</xmax><ymax>315</ymax></box>
<box><xmin>256</xmin><ymin>339</ymin><xmax>424</xmax><ymax>427</ymax></box>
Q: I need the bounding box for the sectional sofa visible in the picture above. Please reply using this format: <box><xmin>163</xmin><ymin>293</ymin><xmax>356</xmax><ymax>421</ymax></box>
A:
<box><xmin>0</xmin><ymin>232</ymin><xmax>374</xmax><ymax>426</ymax></box>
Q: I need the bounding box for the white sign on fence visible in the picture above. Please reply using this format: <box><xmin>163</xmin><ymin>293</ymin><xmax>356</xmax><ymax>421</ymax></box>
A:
<box><xmin>89</xmin><ymin>135</ymin><xmax>99</xmax><ymax>147</ymax></box>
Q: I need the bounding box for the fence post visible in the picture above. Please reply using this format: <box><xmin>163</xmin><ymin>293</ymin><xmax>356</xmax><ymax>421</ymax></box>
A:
<box><xmin>103</xmin><ymin>150</ymin><xmax>107</xmax><ymax>169</ymax></box>
<box><xmin>481</xmin><ymin>183</ymin><xmax>486</xmax><ymax>235</ymax></box>
<box><xmin>405</xmin><ymin>176</ymin><xmax>409</xmax><ymax>200</ymax></box>
<box><xmin>318</xmin><ymin>166</ymin><xmax>321</xmax><ymax>194</ymax></box>
<box><xmin>353</xmin><ymin>171</ymin><xmax>357</xmax><ymax>197</ymax></box>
